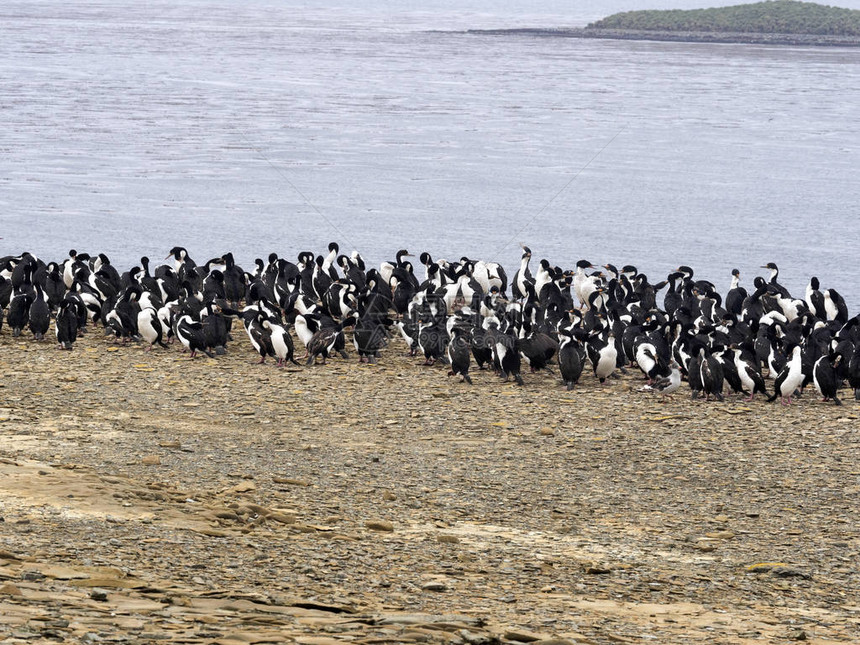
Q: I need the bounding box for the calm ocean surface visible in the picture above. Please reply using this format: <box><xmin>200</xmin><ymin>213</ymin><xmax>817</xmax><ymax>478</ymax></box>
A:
<box><xmin>3</xmin><ymin>0</ymin><xmax>860</xmax><ymax>306</ymax></box>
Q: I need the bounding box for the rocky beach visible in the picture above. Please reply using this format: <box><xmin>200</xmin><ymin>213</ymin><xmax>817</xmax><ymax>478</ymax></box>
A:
<box><xmin>1</xmin><ymin>327</ymin><xmax>859</xmax><ymax>644</ymax></box>
<box><xmin>466</xmin><ymin>28</ymin><xmax>860</xmax><ymax>47</ymax></box>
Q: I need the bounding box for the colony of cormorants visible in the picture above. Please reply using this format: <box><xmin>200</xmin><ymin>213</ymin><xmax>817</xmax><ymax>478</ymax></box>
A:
<box><xmin>1</xmin><ymin>245</ymin><xmax>858</xmax><ymax>405</ymax></box>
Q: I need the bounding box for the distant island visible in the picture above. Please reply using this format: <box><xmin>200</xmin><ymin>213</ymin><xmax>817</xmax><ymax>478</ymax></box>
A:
<box><xmin>465</xmin><ymin>1</ymin><xmax>860</xmax><ymax>46</ymax></box>
<box><xmin>588</xmin><ymin>0</ymin><xmax>860</xmax><ymax>36</ymax></box>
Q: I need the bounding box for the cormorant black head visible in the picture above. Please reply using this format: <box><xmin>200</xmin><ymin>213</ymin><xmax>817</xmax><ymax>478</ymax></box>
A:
<box><xmin>731</xmin><ymin>268</ymin><xmax>740</xmax><ymax>277</ymax></box>
<box><xmin>268</xmin><ymin>252</ymin><xmax>278</xmax><ymax>264</ymax></box>
<box><xmin>419</xmin><ymin>251</ymin><xmax>432</xmax><ymax>265</ymax></box>
<box><xmin>124</xmin><ymin>283</ymin><xmax>143</xmax><ymax>301</ymax></box>
<box><xmin>810</xmin><ymin>276</ymin><xmax>820</xmax><ymax>290</ymax></box>
<box><xmin>328</xmin><ymin>242</ymin><xmax>339</xmax><ymax>253</ymax></box>
<box><xmin>576</xmin><ymin>259</ymin><xmax>593</xmax><ymax>270</ymax></box>
<box><xmin>827</xmin><ymin>288</ymin><xmax>844</xmax><ymax>303</ymax></box>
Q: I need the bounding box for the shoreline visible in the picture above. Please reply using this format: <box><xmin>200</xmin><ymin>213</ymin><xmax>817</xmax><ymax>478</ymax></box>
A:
<box><xmin>462</xmin><ymin>27</ymin><xmax>860</xmax><ymax>47</ymax></box>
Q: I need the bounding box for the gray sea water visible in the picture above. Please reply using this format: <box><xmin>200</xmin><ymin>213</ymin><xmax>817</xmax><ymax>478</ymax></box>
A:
<box><xmin>3</xmin><ymin>0</ymin><xmax>860</xmax><ymax>306</ymax></box>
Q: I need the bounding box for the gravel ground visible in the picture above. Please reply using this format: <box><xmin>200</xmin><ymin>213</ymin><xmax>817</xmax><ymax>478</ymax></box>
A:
<box><xmin>1</xmin><ymin>326</ymin><xmax>859</xmax><ymax>644</ymax></box>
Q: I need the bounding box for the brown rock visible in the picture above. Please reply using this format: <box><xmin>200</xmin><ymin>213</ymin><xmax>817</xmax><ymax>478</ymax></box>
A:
<box><xmin>273</xmin><ymin>476</ymin><xmax>311</xmax><ymax>486</ymax></box>
<box><xmin>421</xmin><ymin>581</ymin><xmax>448</xmax><ymax>592</ymax></box>
<box><xmin>365</xmin><ymin>520</ymin><xmax>394</xmax><ymax>532</ymax></box>
<box><xmin>504</xmin><ymin>628</ymin><xmax>547</xmax><ymax>642</ymax></box>
<box><xmin>193</xmin><ymin>528</ymin><xmax>229</xmax><ymax>538</ymax></box>
<box><xmin>705</xmin><ymin>530</ymin><xmax>735</xmax><ymax>540</ymax></box>
<box><xmin>213</xmin><ymin>511</ymin><xmax>242</xmax><ymax>521</ymax></box>
<box><xmin>693</xmin><ymin>542</ymin><xmax>717</xmax><ymax>552</ymax></box>
<box><xmin>268</xmin><ymin>512</ymin><xmax>297</xmax><ymax>524</ymax></box>
<box><xmin>0</xmin><ymin>583</ymin><xmax>23</xmax><ymax>596</ymax></box>
<box><xmin>243</xmin><ymin>503</ymin><xmax>270</xmax><ymax>515</ymax></box>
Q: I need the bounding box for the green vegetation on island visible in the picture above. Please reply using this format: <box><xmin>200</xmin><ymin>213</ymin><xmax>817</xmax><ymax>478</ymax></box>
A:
<box><xmin>587</xmin><ymin>1</ymin><xmax>860</xmax><ymax>36</ymax></box>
